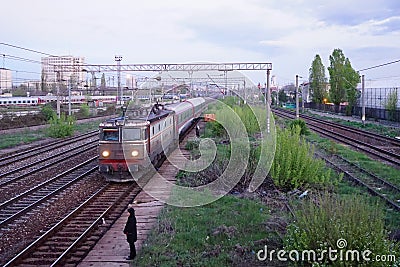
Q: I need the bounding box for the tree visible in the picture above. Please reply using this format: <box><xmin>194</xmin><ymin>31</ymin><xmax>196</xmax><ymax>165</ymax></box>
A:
<box><xmin>309</xmin><ymin>54</ymin><xmax>327</xmax><ymax>103</ymax></box>
<box><xmin>328</xmin><ymin>49</ymin><xmax>360</xmax><ymax>114</ymax></box>
<box><xmin>101</xmin><ymin>73</ymin><xmax>106</xmax><ymax>95</ymax></box>
<box><xmin>343</xmin><ymin>58</ymin><xmax>360</xmax><ymax>115</ymax></box>
<box><xmin>41</xmin><ymin>71</ymin><xmax>48</xmax><ymax>92</ymax></box>
<box><xmin>278</xmin><ymin>89</ymin><xmax>288</xmax><ymax>103</ymax></box>
<box><xmin>385</xmin><ymin>88</ymin><xmax>398</xmax><ymax>121</ymax></box>
<box><xmin>328</xmin><ymin>49</ymin><xmax>346</xmax><ymax>106</ymax></box>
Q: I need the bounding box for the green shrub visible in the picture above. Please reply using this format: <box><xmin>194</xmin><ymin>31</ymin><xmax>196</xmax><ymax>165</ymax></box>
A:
<box><xmin>206</xmin><ymin>121</ymin><xmax>226</xmax><ymax>138</ymax></box>
<box><xmin>270</xmin><ymin>127</ymin><xmax>340</xmax><ymax>191</ymax></box>
<box><xmin>185</xmin><ymin>140</ymin><xmax>199</xmax><ymax>150</ymax></box>
<box><xmin>78</xmin><ymin>104</ymin><xmax>90</xmax><ymax>117</ymax></box>
<box><xmin>289</xmin><ymin>119</ymin><xmax>309</xmax><ymax>135</ymax></box>
<box><xmin>41</xmin><ymin>104</ymin><xmax>56</xmax><ymax>121</ymax></box>
<box><xmin>284</xmin><ymin>193</ymin><xmax>400</xmax><ymax>266</ymax></box>
<box><xmin>233</xmin><ymin>105</ymin><xmax>265</xmax><ymax>135</ymax></box>
<box><xmin>47</xmin><ymin>114</ymin><xmax>76</xmax><ymax>138</ymax></box>
<box><xmin>205</xmin><ymin>101</ymin><xmax>267</xmax><ymax>138</ymax></box>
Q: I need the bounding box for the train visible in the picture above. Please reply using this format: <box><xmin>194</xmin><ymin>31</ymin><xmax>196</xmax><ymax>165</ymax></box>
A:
<box><xmin>0</xmin><ymin>95</ymin><xmax>119</xmax><ymax>107</ymax></box>
<box><xmin>98</xmin><ymin>97</ymin><xmax>206</xmax><ymax>182</ymax></box>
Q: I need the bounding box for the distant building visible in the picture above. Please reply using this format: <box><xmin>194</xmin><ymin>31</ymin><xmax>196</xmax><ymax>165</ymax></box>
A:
<box><xmin>301</xmin><ymin>82</ymin><xmax>311</xmax><ymax>103</ymax></box>
<box><xmin>20</xmin><ymin>80</ymin><xmax>53</xmax><ymax>93</ymax></box>
<box><xmin>0</xmin><ymin>68</ymin><xmax>12</xmax><ymax>94</ymax></box>
<box><xmin>41</xmin><ymin>56</ymin><xmax>85</xmax><ymax>85</ymax></box>
<box><xmin>270</xmin><ymin>75</ymin><xmax>278</xmax><ymax>92</ymax></box>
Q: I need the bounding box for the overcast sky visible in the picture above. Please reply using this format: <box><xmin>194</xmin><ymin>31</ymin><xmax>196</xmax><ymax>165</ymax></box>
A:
<box><xmin>1</xmin><ymin>0</ymin><xmax>400</xmax><ymax>87</ymax></box>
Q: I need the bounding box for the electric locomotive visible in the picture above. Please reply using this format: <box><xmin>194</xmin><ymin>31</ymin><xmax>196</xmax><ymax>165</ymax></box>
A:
<box><xmin>98</xmin><ymin>97</ymin><xmax>205</xmax><ymax>182</ymax></box>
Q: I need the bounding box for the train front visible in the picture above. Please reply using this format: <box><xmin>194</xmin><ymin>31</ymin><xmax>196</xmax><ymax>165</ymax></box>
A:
<box><xmin>98</xmin><ymin>117</ymin><xmax>150</xmax><ymax>182</ymax></box>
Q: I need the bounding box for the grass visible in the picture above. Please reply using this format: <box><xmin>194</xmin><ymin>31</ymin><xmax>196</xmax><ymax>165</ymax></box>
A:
<box><xmin>0</xmin><ymin>118</ymin><xmax>105</xmax><ymax>150</ymax></box>
<box><xmin>284</xmin><ymin>193</ymin><xmax>400</xmax><ymax>266</ymax></box>
<box><xmin>135</xmin><ymin>110</ymin><xmax>400</xmax><ymax>266</ymax></box>
<box><xmin>308</xmin><ymin>131</ymin><xmax>400</xmax><ymax>188</ymax></box>
<box><xmin>0</xmin><ymin>129</ymin><xmax>48</xmax><ymax>149</ymax></box>
<box><xmin>135</xmin><ymin>195</ymin><xmax>272</xmax><ymax>266</ymax></box>
<box><xmin>337</xmin><ymin>180</ymin><xmax>400</xmax><ymax>232</ymax></box>
<box><xmin>306</xmin><ymin>131</ymin><xmax>400</xmax><ymax>231</ymax></box>
<box><xmin>305</xmin><ymin>110</ymin><xmax>400</xmax><ymax>138</ymax></box>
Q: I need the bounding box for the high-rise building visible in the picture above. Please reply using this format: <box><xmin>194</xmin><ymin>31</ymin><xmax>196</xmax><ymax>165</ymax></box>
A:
<box><xmin>41</xmin><ymin>56</ymin><xmax>85</xmax><ymax>85</ymax></box>
<box><xmin>0</xmin><ymin>68</ymin><xmax>12</xmax><ymax>94</ymax></box>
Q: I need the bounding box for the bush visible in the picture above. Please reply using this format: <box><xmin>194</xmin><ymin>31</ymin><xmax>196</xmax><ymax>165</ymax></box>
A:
<box><xmin>205</xmin><ymin>101</ymin><xmax>267</xmax><ymax>138</ymax></box>
<box><xmin>284</xmin><ymin>193</ymin><xmax>400</xmax><ymax>266</ymax></box>
<box><xmin>270</xmin><ymin>127</ymin><xmax>340</xmax><ymax>191</ymax></box>
<box><xmin>289</xmin><ymin>119</ymin><xmax>309</xmax><ymax>135</ymax></box>
<box><xmin>41</xmin><ymin>104</ymin><xmax>56</xmax><ymax>121</ymax></box>
<box><xmin>47</xmin><ymin>114</ymin><xmax>76</xmax><ymax>138</ymax></box>
<box><xmin>206</xmin><ymin>121</ymin><xmax>226</xmax><ymax>138</ymax></box>
<box><xmin>78</xmin><ymin>104</ymin><xmax>90</xmax><ymax>118</ymax></box>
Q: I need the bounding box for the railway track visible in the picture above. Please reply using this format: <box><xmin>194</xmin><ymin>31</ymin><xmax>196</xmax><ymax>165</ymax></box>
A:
<box><xmin>0</xmin><ymin>157</ymin><xmax>98</xmax><ymax>228</ymax></box>
<box><xmin>0</xmin><ymin>130</ymin><xmax>98</xmax><ymax>169</ymax></box>
<box><xmin>315</xmin><ymin>150</ymin><xmax>400</xmax><ymax>211</ymax></box>
<box><xmin>273</xmin><ymin>108</ymin><xmax>400</xmax><ymax>210</ymax></box>
<box><xmin>3</xmin><ymin>181</ymin><xmax>140</xmax><ymax>266</ymax></box>
<box><xmin>0</xmin><ymin>144</ymin><xmax>98</xmax><ymax>203</ymax></box>
<box><xmin>1</xmin><ymin>117</ymin><xmax>203</xmax><ymax>266</ymax></box>
<box><xmin>273</xmin><ymin>108</ymin><xmax>400</xmax><ymax>167</ymax></box>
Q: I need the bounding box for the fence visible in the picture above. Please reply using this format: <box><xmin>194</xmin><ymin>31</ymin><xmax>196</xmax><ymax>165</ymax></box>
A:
<box><xmin>304</xmin><ymin>102</ymin><xmax>400</xmax><ymax>122</ymax></box>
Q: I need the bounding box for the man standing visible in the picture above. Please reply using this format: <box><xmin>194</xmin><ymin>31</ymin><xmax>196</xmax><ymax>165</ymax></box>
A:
<box><xmin>123</xmin><ymin>206</ymin><xmax>137</xmax><ymax>260</ymax></box>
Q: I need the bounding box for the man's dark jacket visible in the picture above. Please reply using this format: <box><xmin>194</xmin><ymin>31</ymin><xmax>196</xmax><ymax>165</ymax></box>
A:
<box><xmin>123</xmin><ymin>208</ymin><xmax>137</xmax><ymax>243</ymax></box>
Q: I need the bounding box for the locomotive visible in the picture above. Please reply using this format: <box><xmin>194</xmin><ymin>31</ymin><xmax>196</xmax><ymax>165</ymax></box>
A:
<box><xmin>98</xmin><ymin>97</ymin><xmax>206</xmax><ymax>182</ymax></box>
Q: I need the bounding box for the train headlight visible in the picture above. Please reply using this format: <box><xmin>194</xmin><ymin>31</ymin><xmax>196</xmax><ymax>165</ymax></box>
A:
<box><xmin>131</xmin><ymin>150</ymin><xmax>139</xmax><ymax>157</ymax></box>
<box><xmin>102</xmin><ymin>150</ymin><xmax>110</xmax><ymax>157</ymax></box>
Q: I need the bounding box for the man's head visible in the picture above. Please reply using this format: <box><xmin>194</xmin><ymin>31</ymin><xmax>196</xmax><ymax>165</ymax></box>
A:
<box><xmin>128</xmin><ymin>204</ymin><xmax>135</xmax><ymax>214</ymax></box>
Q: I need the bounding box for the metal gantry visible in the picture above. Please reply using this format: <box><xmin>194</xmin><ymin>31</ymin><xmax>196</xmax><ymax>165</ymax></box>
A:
<box><xmin>55</xmin><ymin>62</ymin><xmax>272</xmax><ymax>73</ymax></box>
<box><xmin>55</xmin><ymin>62</ymin><xmax>273</xmax><ymax>133</ymax></box>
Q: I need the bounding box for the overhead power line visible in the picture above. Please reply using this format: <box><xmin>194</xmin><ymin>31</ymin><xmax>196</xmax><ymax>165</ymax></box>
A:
<box><xmin>1</xmin><ymin>54</ymin><xmax>42</xmax><ymax>65</ymax></box>
<box><xmin>358</xmin><ymin>59</ymin><xmax>400</xmax><ymax>72</ymax></box>
<box><xmin>0</xmin><ymin>42</ymin><xmax>55</xmax><ymax>57</ymax></box>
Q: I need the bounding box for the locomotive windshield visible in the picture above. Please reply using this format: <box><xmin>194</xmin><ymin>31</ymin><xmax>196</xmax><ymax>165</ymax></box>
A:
<box><xmin>122</xmin><ymin>128</ymin><xmax>142</xmax><ymax>141</ymax></box>
<box><xmin>101</xmin><ymin>129</ymin><xmax>119</xmax><ymax>141</ymax></box>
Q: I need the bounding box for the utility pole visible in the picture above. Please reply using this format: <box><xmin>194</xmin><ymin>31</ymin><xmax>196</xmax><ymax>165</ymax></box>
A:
<box><xmin>68</xmin><ymin>78</ymin><xmax>72</xmax><ymax>116</ymax></box>
<box><xmin>295</xmin><ymin>74</ymin><xmax>300</xmax><ymax>118</ymax></box>
<box><xmin>361</xmin><ymin>74</ymin><xmax>365</xmax><ymax>124</ymax></box>
<box><xmin>266</xmin><ymin>69</ymin><xmax>271</xmax><ymax>134</ymax></box>
<box><xmin>243</xmin><ymin>79</ymin><xmax>246</xmax><ymax>104</ymax></box>
<box><xmin>56</xmin><ymin>70</ymin><xmax>61</xmax><ymax>119</ymax></box>
<box><xmin>301</xmin><ymin>82</ymin><xmax>305</xmax><ymax>113</ymax></box>
<box><xmin>115</xmin><ymin>55</ymin><xmax>122</xmax><ymax>105</ymax></box>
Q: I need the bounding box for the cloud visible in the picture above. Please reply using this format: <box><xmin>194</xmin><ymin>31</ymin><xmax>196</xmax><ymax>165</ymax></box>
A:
<box><xmin>1</xmin><ymin>0</ymin><xmax>400</xmax><ymax>87</ymax></box>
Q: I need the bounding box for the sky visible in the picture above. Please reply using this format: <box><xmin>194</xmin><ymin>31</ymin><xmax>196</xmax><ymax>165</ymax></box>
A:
<box><xmin>1</xmin><ymin>0</ymin><xmax>400</xmax><ymax>88</ymax></box>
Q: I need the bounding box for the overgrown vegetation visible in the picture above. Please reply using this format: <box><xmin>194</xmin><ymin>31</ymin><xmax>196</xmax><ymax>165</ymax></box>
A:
<box><xmin>77</xmin><ymin>104</ymin><xmax>90</xmax><ymax>118</ymax></box>
<box><xmin>270</xmin><ymin>127</ymin><xmax>341</xmax><ymax>191</ymax></box>
<box><xmin>40</xmin><ymin>104</ymin><xmax>57</xmax><ymax>121</ymax></box>
<box><xmin>205</xmin><ymin>97</ymin><xmax>266</xmax><ymax>137</ymax></box>
<box><xmin>46</xmin><ymin>114</ymin><xmax>76</xmax><ymax>138</ymax></box>
<box><xmin>284</xmin><ymin>193</ymin><xmax>399</xmax><ymax>266</ymax></box>
<box><xmin>289</xmin><ymin>119</ymin><xmax>309</xmax><ymax>135</ymax></box>
<box><xmin>135</xmin><ymin>99</ymin><xmax>400</xmax><ymax>266</ymax></box>
<box><xmin>135</xmin><ymin>195</ymin><xmax>271</xmax><ymax>266</ymax></box>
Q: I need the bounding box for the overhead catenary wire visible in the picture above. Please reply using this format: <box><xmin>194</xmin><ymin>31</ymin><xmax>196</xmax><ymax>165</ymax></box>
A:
<box><xmin>358</xmin><ymin>59</ymin><xmax>400</xmax><ymax>72</ymax></box>
<box><xmin>0</xmin><ymin>42</ymin><xmax>56</xmax><ymax>57</ymax></box>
